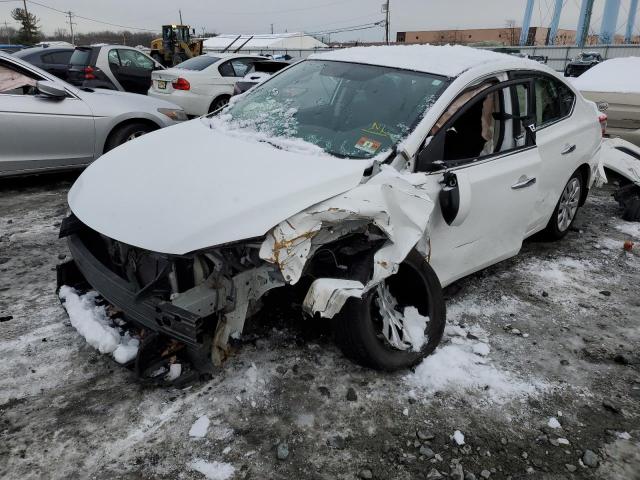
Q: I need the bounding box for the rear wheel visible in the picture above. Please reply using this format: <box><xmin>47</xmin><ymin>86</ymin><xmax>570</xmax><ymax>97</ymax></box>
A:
<box><xmin>105</xmin><ymin>122</ymin><xmax>156</xmax><ymax>152</ymax></box>
<box><xmin>543</xmin><ymin>171</ymin><xmax>584</xmax><ymax>240</ymax></box>
<box><xmin>208</xmin><ymin>95</ymin><xmax>231</xmax><ymax>114</ymax></box>
<box><xmin>332</xmin><ymin>249</ymin><xmax>446</xmax><ymax>371</ymax></box>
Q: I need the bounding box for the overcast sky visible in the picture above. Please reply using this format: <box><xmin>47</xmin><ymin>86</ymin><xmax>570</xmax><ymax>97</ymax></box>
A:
<box><xmin>0</xmin><ymin>0</ymin><xmax>637</xmax><ymax>41</ymax></box>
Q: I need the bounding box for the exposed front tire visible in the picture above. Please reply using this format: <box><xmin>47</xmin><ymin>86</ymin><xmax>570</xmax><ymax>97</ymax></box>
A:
<box><xmin>105</xmin><ymin>122</ymin><xmax>156</xmax><ymax>152</ymax></box>
<box><xmin>332</xmin><ymin>249</ymin><xmax>446</xmax><ymax>371</ymax></box>
<box><xmin>542</xmin><ymin>171</ymin><xmax>584</xmax><ymax>240</ymax></box>
<box><xmin>208</xmin><ymin>95</ymin><xmax>231</xmax><ymax>114</ymax></box>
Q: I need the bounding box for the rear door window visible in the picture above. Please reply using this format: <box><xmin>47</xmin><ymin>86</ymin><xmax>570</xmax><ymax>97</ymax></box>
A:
<box><xmin>42</xmin><ymin>51</ymin><xmax>73</xmax><ymax>64</ymax></box>
<box><xmin>218</xmin><ymin>60</ymin><xmax>236</xmax><ymax>77</ymax></box>
<box><xmin>534</xmin><ymin>77</ymin><xmax>575</xmax><ymax>126</ymax></box>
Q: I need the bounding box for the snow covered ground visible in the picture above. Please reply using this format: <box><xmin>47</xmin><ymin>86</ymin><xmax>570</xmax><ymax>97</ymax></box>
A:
<box><xmin>1</xmin><ymin>174</ymin><xmax>639</xmax><ymax>479</ymax></box>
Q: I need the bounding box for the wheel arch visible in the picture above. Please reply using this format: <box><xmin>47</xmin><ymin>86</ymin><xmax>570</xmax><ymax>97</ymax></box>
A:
<box><xmin>102</xmin><ymin>118</ymin><xmax>162</xmax><ymax>154</ymax></box>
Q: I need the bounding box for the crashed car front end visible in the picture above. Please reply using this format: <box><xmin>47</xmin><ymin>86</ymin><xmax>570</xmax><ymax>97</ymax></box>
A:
<box><xmin>57</xmin><ymin>162</ymin><xmax>436</xmax><ymax>377</ymax></box>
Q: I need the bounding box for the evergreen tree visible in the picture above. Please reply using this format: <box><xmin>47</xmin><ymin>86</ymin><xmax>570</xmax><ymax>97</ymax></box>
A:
<box><xmin>11</xmin><ymin>8</ymin><xmax>40</xmax><ymax>44</ymax></box>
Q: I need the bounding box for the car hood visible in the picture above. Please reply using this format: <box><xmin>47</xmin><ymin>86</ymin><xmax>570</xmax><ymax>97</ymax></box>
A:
<box><xmin>68</xmin><ymin>119</ymin><xmax>371</xmax><ymax>255</ymax></box>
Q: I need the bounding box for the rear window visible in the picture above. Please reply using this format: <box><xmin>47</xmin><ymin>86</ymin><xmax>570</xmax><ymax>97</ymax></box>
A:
<box><xmin>70</xmin><ymin>49</ymin><xmax>92</xmax><ymax>66</ymax></box>
<box><xmin>174</xmin><ymin>56</ymin><xmax>220</xmax><ymax>71</ymax></box>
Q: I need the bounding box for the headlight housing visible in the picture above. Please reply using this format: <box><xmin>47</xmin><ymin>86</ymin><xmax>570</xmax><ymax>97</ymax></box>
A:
<box><xmin>158</xmin><ymin>108</ymin><xmax>188</xmax><ymax>122</ymax></box>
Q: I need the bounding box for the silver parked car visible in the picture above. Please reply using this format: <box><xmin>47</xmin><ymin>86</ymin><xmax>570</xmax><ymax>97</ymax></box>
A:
<box><xmin>0</xmin><ymin>51</ymin><xmax>187</xmax><ymax>177</ymax></box>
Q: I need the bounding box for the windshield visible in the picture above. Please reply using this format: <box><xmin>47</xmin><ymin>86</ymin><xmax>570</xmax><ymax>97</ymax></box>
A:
<box><xmin>175</xmin><ymin>55</ymin><xmax>220</xmax><ymax>71</ymax></box>
<box><xmin>223</xmin><ymin>60</ymin><xmax>448</xmax><ymax>159</ymax></box>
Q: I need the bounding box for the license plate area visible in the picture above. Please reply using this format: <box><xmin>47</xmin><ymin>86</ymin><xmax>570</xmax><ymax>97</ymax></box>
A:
<box><xmin>157</xmin><ymin>80</ymin><xmax>167</xmax><ymax>90</ymax></box>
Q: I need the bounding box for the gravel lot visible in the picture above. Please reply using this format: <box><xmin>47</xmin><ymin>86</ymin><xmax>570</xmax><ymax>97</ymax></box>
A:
<box><xmin>1</xmin><ymin>173</ymin><xmax>639</xmax><ymax>480</ymax></box>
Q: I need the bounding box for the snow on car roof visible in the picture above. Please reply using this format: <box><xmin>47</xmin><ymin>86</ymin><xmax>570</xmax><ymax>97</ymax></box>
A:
<box><xmin>573</xmin><ymin>57</ymin><xmax>640</xmax><ymax>94</ymax></box>
<box><xmin>310</xmin><ymin>44</ymin><xmax>522</xmax><ymax>77</ymax></box>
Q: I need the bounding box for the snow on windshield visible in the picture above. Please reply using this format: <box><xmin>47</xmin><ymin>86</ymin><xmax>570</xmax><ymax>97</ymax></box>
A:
<box><xmin>209</xmin><ymin>59</ymin><xmax>447</xmax><ymax>159</ymax></box>
<box><xmin>573</xmin><ymin>57</ymin><xmax>640</xmax><ymax>94</ymax></box>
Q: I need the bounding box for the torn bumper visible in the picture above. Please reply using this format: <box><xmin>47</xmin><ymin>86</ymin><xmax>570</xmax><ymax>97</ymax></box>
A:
<box><xmin>57</xmin><ymin>234</ymin><xmax>206</xmax><ymax>348</ymax></box>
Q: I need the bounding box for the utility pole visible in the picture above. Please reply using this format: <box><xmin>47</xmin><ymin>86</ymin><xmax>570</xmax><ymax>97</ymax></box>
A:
<box><xmin>66</xmin><ymin>11</ymin><xmax>76</xmax><ymax>45</ymax></box>
<box><xmin>384</xmin><ymin>0</ymin><xmax>390</xmax><ymax>44</ymax></box>
<box><xmin>22</xmin><ymin>0</ymin><xmax>31</xmax><ymax>43</ymax></box>
<box><xmin>179</xmin><ymin>9</ymin><xmax>183</xmax><ymax>25</ymax></box>
<box><xmin>271</xmin><ymin>23</ymin><xmax>274</xmax><ymax>34</ymax></box>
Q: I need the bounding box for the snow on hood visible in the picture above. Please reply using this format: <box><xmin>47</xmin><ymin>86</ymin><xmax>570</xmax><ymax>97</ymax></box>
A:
<box><xmin>68</xmin><ymin>119</ymin><xmax>371</xmax><ymax>254</ymax></box>
<box><xmin>573</xmin><ymin>57</ymin><xmax>640</xmax><ymax>94</ymax></box>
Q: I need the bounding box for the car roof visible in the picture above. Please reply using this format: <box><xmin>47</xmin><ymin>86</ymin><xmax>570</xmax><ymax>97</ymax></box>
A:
<box><xmin>310</xmin><ymin>44</ymin><xmax>541</xmax><ymax>78</ymax></box>
<box><xmin>13</xmin><ymin>46</ymin><xmax>74</xmax><ymax>57</ymax></box>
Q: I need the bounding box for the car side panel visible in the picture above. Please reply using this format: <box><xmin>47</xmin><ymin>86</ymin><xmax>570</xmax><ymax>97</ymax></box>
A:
<box><xmin>533</xmin><ymin>96</ymin><xmax>601</xmax><ymax>232</ymax></box>
<box><xmin>0</xmin><ymin>94</ymin><xmax>95</xmax><ymax>176</ymax></box>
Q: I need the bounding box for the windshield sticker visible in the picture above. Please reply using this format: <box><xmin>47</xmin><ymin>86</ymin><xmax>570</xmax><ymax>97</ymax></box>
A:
<box><xmin>355</xmin><ymin>137</ymin><xmax>382</xmax><ymax>155</ymax></box>
<box><xmin>362</xmin><ymin>122</ymin><xmax>392</xmax><ymax>139</ymax></box>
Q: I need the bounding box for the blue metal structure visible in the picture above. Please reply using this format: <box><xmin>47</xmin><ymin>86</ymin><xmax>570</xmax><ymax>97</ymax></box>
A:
<box><xmin>576</xmin><ymin>0</ymin><xmax>595</xmax><ymax>47</ymax></box>
<box><xmin>520</xmin><ymin>0</ymin><xmax>535</xmax><ymax>46</ymax></box>
<box><xmin>547</xmin><ymin>0</ymin><xmax>564</xmax><ymax>44</ymax></box>
<box><xmin>625</xmin><ymin>0</ymin><xmax>639</xmax><ymax>43</ymax></box>
<box><xmin>600</xmin><ymin>0</ymin><xmax>622</xmax><ymax>44</ymax></box>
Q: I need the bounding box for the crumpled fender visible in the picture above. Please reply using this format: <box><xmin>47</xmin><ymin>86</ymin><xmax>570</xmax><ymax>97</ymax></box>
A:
<box><xmin>259</xmin><ymin>165</ymin><xmax>436</xmax><ymax>318</ymax></box>
<box><xmin>600</xmin><ymin>137</ymin><xmax>640</xmax><ymax>186</ymax></box>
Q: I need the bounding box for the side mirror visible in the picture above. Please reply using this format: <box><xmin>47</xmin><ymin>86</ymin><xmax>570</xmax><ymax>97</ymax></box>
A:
<box><xmin>36</xmin><ymin>80</ymin><xmax>67</xmax><ymax>99</ymax></box>
<box><xmin>439</xmin><ymin>170</ymin><xmax>472</xmax><ymax>227</ymax></box>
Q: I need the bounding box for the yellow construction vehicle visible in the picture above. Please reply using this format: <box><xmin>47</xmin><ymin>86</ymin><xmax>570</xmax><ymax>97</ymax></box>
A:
<box><xmin>150</xmin><ymin>25</ymin><xmax>204</xmax><ymax>67</ymax></box>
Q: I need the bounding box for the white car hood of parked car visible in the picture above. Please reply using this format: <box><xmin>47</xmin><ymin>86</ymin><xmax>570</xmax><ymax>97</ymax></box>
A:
<box><xmin>68</xmin><ymin>119</ymin><xmax>372</xmax><ymax>255</ymax></box>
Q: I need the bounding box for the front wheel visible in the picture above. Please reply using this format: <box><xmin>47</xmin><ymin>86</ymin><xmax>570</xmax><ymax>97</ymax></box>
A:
<box><xmin>332</xmin><ymin>249</ymin><xmax>446</xmax><ymax>371</ymax></box>
<box><xmin>105</xmin><ymin>122</ymin><xmax>156</xmax><ymax>152</ymax></box>
<box><xmin>542</xmin><ymin>171</ymin><xmax>584</xmax><ymax>240</ymax></box>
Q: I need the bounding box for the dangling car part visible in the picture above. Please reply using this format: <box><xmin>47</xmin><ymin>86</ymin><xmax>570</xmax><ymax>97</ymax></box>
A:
<box><xmin>600</xmin><ymin>137</ymin><xmax>640</xmax><ymax>221</ymax></box>
<box><xmin>58</xmin><ymin>45</ymin><xmax>603</xmax><ymax>380</ymax></box>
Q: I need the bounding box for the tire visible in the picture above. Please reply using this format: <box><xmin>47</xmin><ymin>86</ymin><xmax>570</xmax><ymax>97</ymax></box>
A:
<box><xmin>105</xmin><ymin>122</ymin><xmax>156</xmax><ymax>153</ymax></box>
<box><xmin>542</xmin><ymin>170</ymin><xmax>584</xmax><ymax>240</ymax></box>
<box><xmin>208</xmin><ymin>95</ymin><xmax>230</xmax><ymax>114</ymax></box>
<box><xmin>332</xmin><ymin>249</ymin><xmax>446</xmax><ymax>371</ymax></box>
<box><xmin>622</xmin><ymin>196</ymin><xmax>640</xmax><ymax>222</ymax></box>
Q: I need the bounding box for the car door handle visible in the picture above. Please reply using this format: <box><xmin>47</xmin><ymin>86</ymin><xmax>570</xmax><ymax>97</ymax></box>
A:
<box><xmin>561</xmin><ymin>144</ymin><xmax>576</xmax><ymax>155</ymax></box>
<box><xmin>511</xmin><ymin>177</ymin><xmax>537</xmax><ymax>189</ymax></box>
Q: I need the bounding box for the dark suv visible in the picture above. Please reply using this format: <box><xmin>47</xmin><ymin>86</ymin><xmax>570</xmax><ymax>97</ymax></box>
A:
<box><xmin>12</xmin><ymin>45</ymin><xmax>74</xmax><ymax>80</ymax></box>
<box><xmin>68</xmin><ymin>45</ymin><xmax>164</xmax><ymax>95</ymax></box>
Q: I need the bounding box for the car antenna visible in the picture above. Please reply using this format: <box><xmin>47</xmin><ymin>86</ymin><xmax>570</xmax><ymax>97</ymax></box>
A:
<box><xmin>233</xmin><ymin>36</ymin><xmax>254</xmax><ymax>53</ymax></box>
<box><xmin>221</xmin><ymin>35</ymin><xmax>242</xmax><ymax>53</ymax></box>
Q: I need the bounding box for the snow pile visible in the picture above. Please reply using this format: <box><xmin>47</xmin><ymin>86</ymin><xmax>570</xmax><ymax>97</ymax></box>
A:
<box><xmin>189</xmin><ymin>415</ymin><xmax>210</xmax><ymax>438</ymax></box>
<box><xmin>616</xmin><ymin>221</ymin><xmax>640</xmax><ymax>238</ymax></box>
<box><xmin>573</xmin><ymin>57</ymin><xmax>640</xmax><ymax>93</ymax></box>
<box><xmin>188</xmin><ymin>459</ymin><xmax>235</xmax><ymax>480</ymax></box>
<box><xmin>406</xmin><ymin>322</ymin><xmax>540</xmax><ymax>402</ymax></box>
<box><xmin>403</xmin><ymin>306</ymin><xmax>430</xmax><ymax>352</ymax></box>
<box><xmin>59</xmin><ymin>286</ymin><xmax>139</xmax><ymax>364</ymax></box>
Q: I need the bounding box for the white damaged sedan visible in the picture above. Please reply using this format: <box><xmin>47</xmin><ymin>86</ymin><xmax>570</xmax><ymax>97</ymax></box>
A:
<box><xmin>58</xmin><ymin>45</ymin><xmax>603</xmax><ymax>378</ymax></box>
